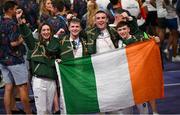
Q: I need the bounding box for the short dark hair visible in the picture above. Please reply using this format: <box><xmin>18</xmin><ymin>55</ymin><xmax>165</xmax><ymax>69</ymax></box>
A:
<box><xmin>116</xmin><ymin>21</ymin><xmax>130</xmax><ymax>29</ymax></box>
<box><xmin>52</xmin><ymin>0</ymin><xmax>65</xmax><ymax>12</ymax></box>
<box><xmin>95</xmin><ymin>10</ymin><xmax>108</xmax><ymax>16</ymax></box>
<box><xmin>109</xmin><ymin>0</ymin><xmax>119</xmax><ymax>5</ymax></box>
<box><xmin>68</xmin><ymin>17</ymin><xmax>81</xmax><ymax>26</ymax></box>
<box><xmin>3</xmin><ymin>1</ymin><xmax>17</xmax><ymax>12</ymax></box>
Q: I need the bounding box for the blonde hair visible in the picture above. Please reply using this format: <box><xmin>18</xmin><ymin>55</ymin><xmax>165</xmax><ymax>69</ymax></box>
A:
<box><xmin>39</xmin><ymin>0</ymin><xmax>52</xmax><ymax>16</ymax></box>
<box><xmin>87</xmin><ymin>0</ymin><xmax>99</xmax><ymax>28</ymax></box>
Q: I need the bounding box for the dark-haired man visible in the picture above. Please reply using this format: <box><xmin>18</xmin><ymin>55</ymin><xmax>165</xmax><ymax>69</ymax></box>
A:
<box><xmin>47</xmin><ymin>17</ymin><xmax>87</xmax><ymax>60</ymax></box>
<box><xmin>0</xmin><ymin>1</ymin><xmax>31</xmax><ymax>114</ymax></box>
<box><xmin>86</xmin><ymin>10</ymin><xmax>120</xmax><ymax>55</ymax></box>
<box><xmin>47</xmin><ymin>0</ymin><xmax>68</xmax><ymax>36</ymax></box>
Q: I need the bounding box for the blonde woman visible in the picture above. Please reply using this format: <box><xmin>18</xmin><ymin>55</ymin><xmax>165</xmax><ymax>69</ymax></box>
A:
<box><xmin>81</xmin><ymin>0</ymin><xmax>99</xmax><ymax>29</ymax></box>
<box><xmin>87</xmin><ymin>0</ymin><xmax>99</xmax><ymax>28</ymax></box>
<box><xmin>39</xmin><ymin>0</ymin><xmax>53</xmax><ymax>23</ymax></box>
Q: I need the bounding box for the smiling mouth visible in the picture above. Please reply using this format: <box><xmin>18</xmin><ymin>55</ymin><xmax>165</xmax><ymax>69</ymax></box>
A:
<box><xmin>43</xmin><ymin>34</ymin><xmax>50</xmax><ymax>38</ymax></box>
<box><xmin>99</xmin><ymin>22</ymin><xmax>104</xmax><ymax>25</ymax></box>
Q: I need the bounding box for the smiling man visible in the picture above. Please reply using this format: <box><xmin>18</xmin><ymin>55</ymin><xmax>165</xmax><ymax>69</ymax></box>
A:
<box><xmin>86</xmin><ymin>10</ymin><xmax>120</xmax><ymax>55</ymax></box>
<box><xmin>47</xmin><ymin>17</ymin><xmax>88</xmax><ymax>60</ymax></box>
<box><xmin>116</xmin><ymin>21</ymin><xmax>139</xmax><ymax>47</ymax></box>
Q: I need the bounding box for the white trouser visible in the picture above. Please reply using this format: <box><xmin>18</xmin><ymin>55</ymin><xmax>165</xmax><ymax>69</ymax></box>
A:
<box><xmin>32</xmin><ymin>77</ymin><xmax>56</xmax><ymax>115</ymax></box>
<box><xmin>136</xmin><ymin>102</ymin><xmax>149</xmax><ymax>114</ymax></box>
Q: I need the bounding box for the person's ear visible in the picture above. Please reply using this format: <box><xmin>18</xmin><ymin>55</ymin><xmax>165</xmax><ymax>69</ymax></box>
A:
<box><xmin>106</xmin><ymin>18</ymin><xmax>109</xmax><ymax>23</ymax></box>
<box><xmin>127</xmin><ymin>27</ymin><xmax>130</xmax><ymax>33</ymax></box>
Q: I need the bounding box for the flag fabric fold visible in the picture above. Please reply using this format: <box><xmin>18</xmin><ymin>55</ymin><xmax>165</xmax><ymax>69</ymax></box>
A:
<box><xmin>55</xmin><ymin>39</ymin><xmax>164</xmax><ymax>114</ymax></box>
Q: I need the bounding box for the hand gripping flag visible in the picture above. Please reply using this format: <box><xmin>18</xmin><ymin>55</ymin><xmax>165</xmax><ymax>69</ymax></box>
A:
<box><xmin>55</xmin><ymin>39</ymin><xmax>164</xmax><ymax>114</ymax></box>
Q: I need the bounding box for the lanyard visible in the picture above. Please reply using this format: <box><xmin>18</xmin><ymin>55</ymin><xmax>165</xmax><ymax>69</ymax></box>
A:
<box><xmin>72</xmin><ymin>38</ymin><xmax>81</xmax><ymax>56</ymax></box>
<box><xmin>72</xmin><ymin>38</ymin><xmax>80</xmax><ymax>50</ymax></box>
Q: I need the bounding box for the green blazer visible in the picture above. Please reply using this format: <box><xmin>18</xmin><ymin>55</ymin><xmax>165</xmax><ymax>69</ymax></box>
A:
<box><xmin>123</xmin><ymin>32</ymin><xmax>150</xmax><ymax>45</ymax></box>
<box><xmin>85</xmin><ymin>26</ymin><xmax>120</xmax><ymax>55</ymax></box>
<box><xmin>19</xmin><ymin>24</ymin><xmax>57</xmax><ymax>80</ymax></box>
<box><xmin>47</xmin><ymin>35</ymin><xmax>87</xmax><ymax>61</ymax></box>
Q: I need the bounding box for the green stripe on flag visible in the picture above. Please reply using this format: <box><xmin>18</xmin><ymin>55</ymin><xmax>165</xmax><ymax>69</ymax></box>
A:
<box><xmin>58</xmin><ymin>56</ymin><xmax>100</xmax><ymax>114</ymax></box>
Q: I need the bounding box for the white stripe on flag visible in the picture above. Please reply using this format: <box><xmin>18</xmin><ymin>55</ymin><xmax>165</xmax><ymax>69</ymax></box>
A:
<box><xmin>92</xmin><ymin>49</ymin><xmax>135</xmax><ymax>112</ymax></box>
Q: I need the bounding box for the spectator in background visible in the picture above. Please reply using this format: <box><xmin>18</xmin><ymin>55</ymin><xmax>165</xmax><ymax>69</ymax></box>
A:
<box><xmin>176</xmin><ymin>0</ymin><xmax>180</xmax><ymax>22</ymax></box>
<box><xmin>0</xmin><ymin>1</ymin><xmax>4</xmax><ymax>16</ymax></box>
<box><xmin>144</xmin><ymin>0</ymin><xmax>158</xmax><ymax>35</ymax></box>
<box><xmin>24</xmin><ymin>0</ymin><xmax>39</xmax><ymax>31</ymax></box>
<box><xmin>0</xmin><ymin>1</ymin><xmax>32</xmax><ymax>114</ymax></box>
<box><xmin>96</xmin><ymin>0</ymin><xmax>110</xmax><ymax>10</ymax></box>
<box><xmin>156</xmin><ymin>0</ymin><xmax>168</xmax><ymax>48</ymax></box>
<box><xmin>156</xmin><ymin>0</ymin><xmax>168</xmax><ymax>71</ymax></box>
<box><xmin>13</xmin><ymin>0</ymin><xmax>39</xmax><ymax>30</ymax></box>
<box><xmin>120</xmin><ymin>0</ymin><xmax>147</xmax><ymax>31</ymax></box>
<box><xmin>39</xmin><ymin>0</ymin><xmax>53</xmax><ymax>23</ymax></box>
<box><xmin>164</xmin><ymin>0</ymin><xmax>180</xmax><ymax>62</ymax></box>
<box><xmin>72</xmin><ymin>0</ymin><xmax>87</xmax><ymax>19</ymax></box>
<box><xmin>47</xmin><ymin>0</ymin><xmax>68</xmax><ymax>36</ymax></box>
<box><xmin>0</xmin><ymin>0</ymin><xmax>7</xmax><ymax>16</ymax></box>
<box><xmin>61</xmin><ymin>0</ymin><xmax>72</xmax><ymax>11</ymax></box>
<box><xmin>81</xmin><ymin>0</ymin><xmax>99</xmax><ymax>29</ymax></box>
<box><xmin>107</xmin><ymin>0</ymin><xmax>120</xmax><ymax>24</ymax></box>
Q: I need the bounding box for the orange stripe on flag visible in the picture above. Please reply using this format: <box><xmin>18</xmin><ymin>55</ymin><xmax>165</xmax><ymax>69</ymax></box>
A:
<box><xmin>126</xmin><ymin>39</ymin><xmax>164</xmax><ymax>104</ymax></box>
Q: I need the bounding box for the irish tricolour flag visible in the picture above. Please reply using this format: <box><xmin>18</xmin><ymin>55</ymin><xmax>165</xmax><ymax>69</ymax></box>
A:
<box><xmin>55</xmin><ymin>39</ymin><xmax>164</xmax><ymax>114</ymax></box>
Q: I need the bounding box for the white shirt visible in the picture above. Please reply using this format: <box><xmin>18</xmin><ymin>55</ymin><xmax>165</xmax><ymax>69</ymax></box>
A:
<box><xmin>121</xmin><ymin>0</ymin><xmax>140</xmax><ymax>18</ymax></box>
<box><xmin>156</xmin><ymin>0</ymin><xmax>167</xmax><ymax>18</ymax></box>
<box><xmin>121</xmin><ymin>0</ymin><xmax>145</xmax><ymax>26</ymax></box>
<box><xmin>165</xmin><ymin>0</ymin><xmax>178</xmax><ymax>19</ymax></box>
<box><xmin>96</xmin><ymin>0</ymin><xmax>110</xmax><ymax>10</ymax></box>
<box><xmin>70</xmin><ymin>37</ymin><xmax>83</xmax><ymax>58</ymax></box>
<box><xmin>96</xmin><ymin>29</ymin><xmax>115</xmax><ymax>53</ymax></box>
<box><xmin>144</xmin><ymin>0</ymin><xmax>157</xmax><ymax>11</ymax></box>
